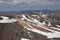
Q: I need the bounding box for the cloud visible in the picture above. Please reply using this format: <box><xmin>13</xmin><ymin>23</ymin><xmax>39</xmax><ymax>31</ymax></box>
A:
<box><xmin>0</xmin><ymin>0</ymin><xmax>60</xmax><ymax>6</ymax></box>
<box><xmin>0</xmin><ymin>0</ymin><xmax>60</xmax><ymax>11</ymax></box>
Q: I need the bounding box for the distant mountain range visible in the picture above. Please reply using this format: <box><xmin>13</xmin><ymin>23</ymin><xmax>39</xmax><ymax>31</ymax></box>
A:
<box><xmin>0</xmin><ymin>9</ymin><xmax>60</xmax><ymax>14</ymax></box>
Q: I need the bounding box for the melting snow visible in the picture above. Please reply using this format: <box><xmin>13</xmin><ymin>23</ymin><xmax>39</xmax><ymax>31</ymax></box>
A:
<box><xmin>0</xmin><ymin>16</ymin><xmax>17</xmax><ymax>23</ymax></box>
<box><xmin>21</xmin><ymin>38</ymin><xmax>30</xmax><ymax>40</ymax></box>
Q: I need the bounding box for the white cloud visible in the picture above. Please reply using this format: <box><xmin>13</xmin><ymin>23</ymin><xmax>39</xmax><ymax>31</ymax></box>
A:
<box><xmin>0</xmin><ymin>0</ymin><xmax>60</xmax><ymax>6</ymax></box>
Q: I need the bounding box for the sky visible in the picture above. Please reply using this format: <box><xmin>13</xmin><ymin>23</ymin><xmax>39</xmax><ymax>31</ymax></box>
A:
<box><xmin>0</xmin><ymin>0</ymin><xmax>60</xmax><ymax>11</ymax></box>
